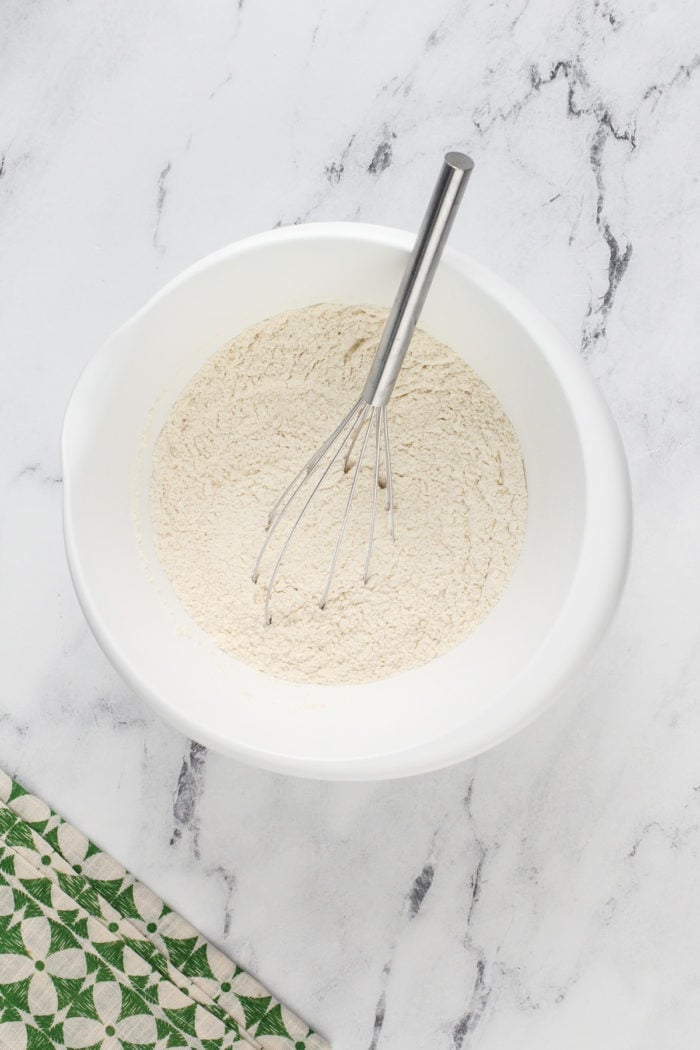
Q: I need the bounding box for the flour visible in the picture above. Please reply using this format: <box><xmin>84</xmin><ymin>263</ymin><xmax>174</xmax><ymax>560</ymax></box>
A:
<box><xmin>150</xmin><ymin>304</ymin><xmax>527</xmax><ymax>685</ymax></box>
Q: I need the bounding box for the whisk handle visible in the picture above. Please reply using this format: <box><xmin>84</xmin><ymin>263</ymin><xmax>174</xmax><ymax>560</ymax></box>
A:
<box><xmin>361</xmin><ymin>151</ymin><xmax>474</xmax><ymax>407</ymax></box>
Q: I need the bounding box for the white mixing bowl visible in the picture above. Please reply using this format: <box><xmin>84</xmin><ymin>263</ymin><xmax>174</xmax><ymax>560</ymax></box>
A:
<box><xmin>62</xmin><ymin>223</ymin><xmax>631</xmax><ymax>780</ymax></box>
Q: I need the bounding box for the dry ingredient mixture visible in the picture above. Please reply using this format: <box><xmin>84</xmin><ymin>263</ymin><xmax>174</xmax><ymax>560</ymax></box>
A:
<box><xmin>150</xmin><ymin>304</ymin><xmax>527</xmax><ymax>685</ymax></box>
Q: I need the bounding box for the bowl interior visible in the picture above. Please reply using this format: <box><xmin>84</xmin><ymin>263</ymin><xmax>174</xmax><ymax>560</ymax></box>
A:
<box><xmin>63</xmin><ymin>224</ymin><xmax>612</xmax><ymax>779</ymax></box>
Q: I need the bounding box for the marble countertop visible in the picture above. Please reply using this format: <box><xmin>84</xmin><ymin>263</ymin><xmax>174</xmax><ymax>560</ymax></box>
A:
<box><xmin>2</xmin><ymin>0</ymin><xmax>698</xmax><ymax>1046</ymax></box>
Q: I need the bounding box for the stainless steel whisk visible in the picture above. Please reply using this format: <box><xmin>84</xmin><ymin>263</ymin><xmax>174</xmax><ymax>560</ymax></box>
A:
<box><xmin>253</xmin><ymin>152</ymin><xmax>474</xmax><ymax>623</ymax></box>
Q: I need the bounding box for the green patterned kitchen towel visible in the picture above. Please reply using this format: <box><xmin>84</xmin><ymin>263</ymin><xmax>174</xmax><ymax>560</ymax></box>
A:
<box><xmin>0</xmin><ymin>768</ymin><xmax>329</xmax><ymax>1050</ymax></box>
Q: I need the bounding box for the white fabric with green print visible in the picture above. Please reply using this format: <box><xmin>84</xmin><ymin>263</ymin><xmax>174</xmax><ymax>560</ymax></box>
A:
<box><xmin>0</xmin><ymin>768</ymin><xmax>329</xmax><ymax>1050</ymax></box>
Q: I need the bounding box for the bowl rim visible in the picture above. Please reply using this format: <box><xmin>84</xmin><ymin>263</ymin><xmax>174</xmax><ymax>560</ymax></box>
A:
<box><xmin>62</xmin><ymin>221</ymin><xmax>633</xmax><ymax>779</ymax></box>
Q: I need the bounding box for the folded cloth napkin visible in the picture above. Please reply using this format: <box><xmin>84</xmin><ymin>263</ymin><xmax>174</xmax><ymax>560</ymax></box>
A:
<box><xmin>0</xmin><ymin>768</ymin><xmax>329</xmax><ymax>1050</ymax></box>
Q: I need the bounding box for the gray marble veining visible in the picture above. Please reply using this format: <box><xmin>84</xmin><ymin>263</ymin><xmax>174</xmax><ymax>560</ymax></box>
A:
<box><xmin>1</xmin><ymin>0</ymin><xmax>699</xmax><ymax>1046</ymax></box>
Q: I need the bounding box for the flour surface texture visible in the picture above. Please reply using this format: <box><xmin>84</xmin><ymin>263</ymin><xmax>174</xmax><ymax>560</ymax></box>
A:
<box><xmin>150</xmin><ymin>304</ymin><xmax>527</xmax><ymax>685</ymax></box>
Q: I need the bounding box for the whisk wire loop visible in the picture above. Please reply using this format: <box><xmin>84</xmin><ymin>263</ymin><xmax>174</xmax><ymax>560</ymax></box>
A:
<box><xmin>254</xmin><ymin>398</ymin><xmax>398</xmax><ymax>623</ymax></box>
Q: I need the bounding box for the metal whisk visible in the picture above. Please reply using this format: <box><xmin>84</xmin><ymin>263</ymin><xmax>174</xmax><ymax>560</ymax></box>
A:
<box><xmin>253</xmin><ymin>151</ymin><xmax>474</xmax><ymax>623</ymax></box>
